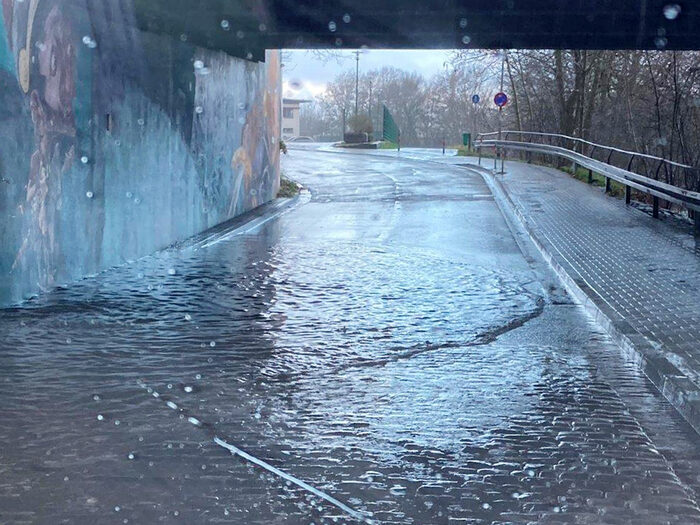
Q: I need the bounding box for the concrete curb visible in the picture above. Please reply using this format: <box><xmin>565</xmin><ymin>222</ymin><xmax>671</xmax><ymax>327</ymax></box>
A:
<box><xmin>471</xmin><ymin>164</ymin><xmax>700</xmax><ymax>435</ymax></box>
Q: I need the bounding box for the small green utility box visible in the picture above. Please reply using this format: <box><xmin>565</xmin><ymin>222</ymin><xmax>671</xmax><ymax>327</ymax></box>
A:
<box><xmin>462</xmin><ymin>133</ymin><xmax>471</xmax><ymax>147</ymax></box>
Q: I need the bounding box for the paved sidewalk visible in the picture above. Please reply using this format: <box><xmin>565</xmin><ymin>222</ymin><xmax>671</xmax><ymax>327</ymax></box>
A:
<box><xmin>480</xmin><ymin>159</ymin><xmax>700</xmax><ymax>432</ymax></box>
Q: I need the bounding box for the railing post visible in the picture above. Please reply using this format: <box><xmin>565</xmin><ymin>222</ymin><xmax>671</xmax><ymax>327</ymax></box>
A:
<box><xmin>694</xmin><ymin>211</ymin><xmax>700</xmax><ymax>237</ymax></box>
<box><xmin>588</xmin><ymin>169</ymin><xmax>593</xmax><ymax>184</ymax></box>
<box><xmin>653</xmin><ymin>196</ymin><xmax>660</xmax><ymax>218</ymax></box>
<box><xmin>478</xmin><ymin>145</ymin><xmax>482</xmax><ymax>166</ymax></box>
<box><xmin>625</xmin><ymin>185</ymin><xmax>631</xmax><ymax>205</ymax></box>
<box><xmin>605</xmin><ymin>177</ymin><xmax>611</xmax><ymax>193</ymax></box>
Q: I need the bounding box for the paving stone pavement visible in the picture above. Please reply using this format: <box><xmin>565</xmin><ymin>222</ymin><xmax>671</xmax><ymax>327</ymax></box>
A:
<box><xmin>488</xmin><ymin>159</ymin><xmax>700</xmax><ymax>421</ymax></box>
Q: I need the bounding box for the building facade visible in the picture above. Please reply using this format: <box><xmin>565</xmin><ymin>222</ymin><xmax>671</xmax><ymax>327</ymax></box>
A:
<box><xmin>282</xmin><ymin>98</ymin><xmax>311</xmax><ymax>139</ymax></box>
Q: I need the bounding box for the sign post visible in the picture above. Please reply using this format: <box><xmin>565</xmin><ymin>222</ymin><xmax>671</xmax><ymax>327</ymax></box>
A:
<box><xmin>493</xmin><ymin>92</ymin><xmax>508</xmax><ymax>173</ymax></box>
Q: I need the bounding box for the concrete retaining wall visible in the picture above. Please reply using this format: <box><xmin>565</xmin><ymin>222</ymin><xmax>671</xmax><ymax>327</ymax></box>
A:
<box><xmin>0</xmin><ymin>0</ymin><xmax>280</xmax><ymax>305</ymax></box>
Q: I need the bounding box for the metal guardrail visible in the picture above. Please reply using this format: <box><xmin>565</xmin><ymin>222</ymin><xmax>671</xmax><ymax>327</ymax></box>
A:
<box><xmin>475</xmin><ymin>131</ymin><xmax>700</xmax><ymax>234</ymax></box>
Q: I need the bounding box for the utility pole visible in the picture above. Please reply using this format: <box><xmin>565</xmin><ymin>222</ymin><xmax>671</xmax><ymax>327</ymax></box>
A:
<box><xmin>354</xmin><ymin>49</ymin><xmax>360</xmax><ymax>117</ymax></box>
<box><xmin>368</xmin><ymin>79</ymin><xmax>373</xmax><ymax>134</ymax></box>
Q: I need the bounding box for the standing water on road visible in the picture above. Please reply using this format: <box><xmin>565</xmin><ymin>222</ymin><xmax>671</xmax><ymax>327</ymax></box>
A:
<box><xmin>1</xmin><ymin>148</ymin><xmax>700</xmax><ymax>524</ymax></box>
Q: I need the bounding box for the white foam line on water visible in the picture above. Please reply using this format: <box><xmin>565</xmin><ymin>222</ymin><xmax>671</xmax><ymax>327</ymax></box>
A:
<box><xmin>213</xmin><ymin>437</ymin><xmax>373</xmax><ymax>524</ymax></box>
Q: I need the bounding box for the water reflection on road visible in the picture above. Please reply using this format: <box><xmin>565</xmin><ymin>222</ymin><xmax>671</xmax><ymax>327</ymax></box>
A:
<box><xmin>1</xmin><ymin>147</ymin><xmax>699</xmax><ymax>524</ymax></box>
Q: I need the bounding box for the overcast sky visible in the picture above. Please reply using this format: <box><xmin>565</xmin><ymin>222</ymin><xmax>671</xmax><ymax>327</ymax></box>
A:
<box><xmin>281</xmin><ymin>49</ymin><xmax>454</xmax><ymax>99</ymax></box>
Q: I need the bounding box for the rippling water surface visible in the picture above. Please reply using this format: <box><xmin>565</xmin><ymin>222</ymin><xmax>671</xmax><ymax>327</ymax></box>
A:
<box><xmin>1</xmin><ymin>148</ymin><xmax>699</xmax><ymax>524</ymax></box>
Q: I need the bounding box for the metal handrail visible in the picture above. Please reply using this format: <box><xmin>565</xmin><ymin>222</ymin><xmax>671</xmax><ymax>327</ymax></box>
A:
<box><xmin>474</xmin><ymin>132</ymin><xmax>700</xmax><ymax>233</ymax></box>
<box><xmin>477</xmin><ymin>130</ymin><xmax>696</xmax><ymax>171</ymax></box>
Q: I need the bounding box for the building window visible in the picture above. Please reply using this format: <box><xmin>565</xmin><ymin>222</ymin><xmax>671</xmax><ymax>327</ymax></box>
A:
<box><xmin>283</xmin><ymin>108</ymin><xmax>294</xmax><ymax>118</ymax></box>
<box><xmin>283</xmin><ymin>128</ymin><xmax>294</xmax><ymax>134</ymax></box>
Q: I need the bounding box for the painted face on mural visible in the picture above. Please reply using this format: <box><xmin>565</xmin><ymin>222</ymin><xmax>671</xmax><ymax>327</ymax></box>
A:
<box><xmin>30</xmin><ymin>4</ymin><xmax>75</xmax><ymax>135</ymax></box>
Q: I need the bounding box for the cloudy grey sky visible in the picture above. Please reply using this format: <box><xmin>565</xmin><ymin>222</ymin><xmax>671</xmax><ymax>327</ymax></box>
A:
<box><xmin>282</xmin><ymin>49</ymin><xmax>454</xmax><ymax>99</ymax></box>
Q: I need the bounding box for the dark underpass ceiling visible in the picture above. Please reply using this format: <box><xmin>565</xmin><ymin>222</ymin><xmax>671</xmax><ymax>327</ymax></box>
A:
<box><xmin>134</xmin><ymin>0</ymin><xmax>700</xmax><ymax>58</ymax></box>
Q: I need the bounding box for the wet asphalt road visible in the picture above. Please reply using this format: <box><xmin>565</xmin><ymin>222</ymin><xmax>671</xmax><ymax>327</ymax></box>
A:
<box><xmin>1</xmin><ymin>146</ymin><xmax>700</xmax><ymax>524</ymax></box>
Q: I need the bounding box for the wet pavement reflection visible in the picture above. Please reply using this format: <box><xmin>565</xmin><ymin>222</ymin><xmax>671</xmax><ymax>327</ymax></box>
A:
<box><xmin>1</xmin><ymin>147</ymin><xmax>699</xmax><ymax>524</ymax></box>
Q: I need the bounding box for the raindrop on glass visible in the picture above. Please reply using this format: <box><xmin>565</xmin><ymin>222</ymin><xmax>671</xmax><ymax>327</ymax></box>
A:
<box><xmin>97</xmin><ymin>414</ymin><xmax>104</xmax><ymax>421</ymax></box>
<box><xmin>127</xmin><ymin>452</ymin><xmax>135</xmax><ymax>460</ymax></box>
<box><xmin>220</xmin><ymin>19</ymin><xmax>230</xmax><ymax>30</ymax></box>
<box><xmin>236</xmin><ymin>30</ymin><xmax>245</xmax><ymax>39</ymax></box>
<box><xmin>210</xmin><ymin>341</ymin><xmax>216</xmax><ymax>347</ymax></box>
<box><xmin>167</xmin><ymin>268</ymin><xmax>176</xmax><ymax>275</ymax></box>
<box><xmin>459</xmin><ymin>17</ymin><xmax>468</xmax><ymax>28</ymax></box>
<box><xmin>93</xmin><ymin>394</ymin><xmax>101</xmax><ymax>401</ymax></box>
<box><xmin>328</xmin><ymin>21</ymin><xmax>337</xmax><ymax>32</ymax></box>
<box><xmin>114</xmin><ymin>419</ymin><xmax>121</xmax><ymax>426</ymax></box>
<box><xmin>655</xmin><ymin>36</ymin><xmax>668</xmax><ymax>48</ymax></box>
<box><xmin>258</xmin><ymin>23</ymin><xmax>267</xmax><ymax>32</ymax></box>
<box><xmin>193</xmin><ymin>60</ymin><xmax>204</xmax><ymax>70</ymax></box>
<box><xmin>195</xmin><ymin>106</ymin><xmax>204</xmax><ymax>114</ymax></box>
<box><xmin>184</xmin><ymin>313</ymin><xmax>192</xmax><ymax>321</ymax></box>
<box><xmin>137</xmin><ymin>118</ymin><xmax>145</xmax><ymax>126</ymax></box>
<box><xmin>195</xmin><ymin>374</ymin><xmax>202</xmax><ymax>380</ymax></box>
<box><xmin>481</xmin><ymin>502</ymin><xmax>491</xmax><ymax>510</ymax></box>
<box><xmin>86</xmin><ymin>191</ymin><xmax>94</xmax><ymax>199</ymax></box>
<box><xmin>184</xmin><ymin>385</ymin><xmax>194</xmax><ymax>393</ymax></box>
<box><xmin>663</xmin><ymin>4</ymin><xmax>681</xmax><ymax>20</ymax></box>
<box><xmin>81</xmin><ymin>155</ymin><xmax>89</xmax><ymax>164</ymax></box>
<box><xmin>114</xmin><ymin>506</ymin><xmax>121</xmax><ymax>512</ymax></box>
<box><xmin>343</xmin><ymin>13</ymin><xmax>351</xmax><ymax>23</ymax></box>
<box><xmin>462</xmin><ymin>35</ymin><xmax>471</xmax><ymax>45</ymax></box>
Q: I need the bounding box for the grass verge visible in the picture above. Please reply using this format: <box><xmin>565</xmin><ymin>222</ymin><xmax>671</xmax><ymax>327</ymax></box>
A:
<box><xmin>277</xmin><ymin>175</ymin><xmax>300</xmax><ymax>198</ymax></box>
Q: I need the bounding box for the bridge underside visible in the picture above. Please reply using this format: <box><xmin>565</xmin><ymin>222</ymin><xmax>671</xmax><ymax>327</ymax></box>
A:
<box><xmin>139</xmin><ymin>0</ymin><xmax>700</xmax><ymax>56</ymax></box>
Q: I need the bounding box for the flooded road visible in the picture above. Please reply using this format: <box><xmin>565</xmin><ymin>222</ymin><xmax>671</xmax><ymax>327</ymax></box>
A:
<box><xmin>1</xmin><ymin>146</ymin><xmax>700</xmax><ymax>524</ymax></box>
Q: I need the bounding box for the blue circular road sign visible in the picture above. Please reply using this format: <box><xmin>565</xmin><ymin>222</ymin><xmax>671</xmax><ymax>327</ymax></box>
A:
<box><xmin>494</xmin><ymin>92</ymin><xmax>508</xmax><ymax>107</ymax></box>
<box><xmin>471</xmin><ymin>94</ymin><xmax>480</xmax><ymax>104</ymax></box>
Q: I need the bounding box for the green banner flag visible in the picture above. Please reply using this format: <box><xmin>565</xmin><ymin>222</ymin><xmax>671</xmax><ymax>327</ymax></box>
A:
<box><xmin>382</xmin><ymin>105</ymin><xmax>400</xmax><ymax>144</ymax></box>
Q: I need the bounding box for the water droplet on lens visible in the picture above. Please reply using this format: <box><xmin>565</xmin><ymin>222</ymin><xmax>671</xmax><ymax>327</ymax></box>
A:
<box><xmin>258</xmin><ymin>23</ymin><xmax>267</xmax><ymax>32</ymax></box>
<box><xmin>663</xmin><ymin>3</ymin><xmax>681</xmax><ymax>19</ymax></box>
<box><xmin>114</xmin><ymin>505</ymin><xmax>121</xmax><ymax>512</ymax></box>
<box><xmin>81</xmin><ymin>156</ymin><xmax>89</xmax><ymax>164</ymax></box>
<box><xmin>137</xmin><ymin>118</ymin><xmax>145</xmax><ymax>126</ymax></box>
<box><xmin>195</xmin><ymin>106</ymin><xmax>203</xmax><ymax>114</ymax></box>
<box><xmin>210</xmin><ymin>341</ymin><xmax>216</xmax><ymax>347</ymax></box>
<box><xmin>93</xmin><ymin>394</ymin><xmax>101</xmax><ymax>401</ymax></box>
<box><xmin>220</xmin><ymin>19</ymin><xmax>230</xmax><ymax>30</ymax></box>
<box><xmin>195</xmin><ymin>374</ymin><xmax>202</xmax><ymax>380</ymax></box>
<box><xmin>462</xmin><ymin>35</ymin><xmax>471</xmax><ymax>45</ymax></box>
<box><xmin>128</xmin><ymin>452</ymin><xmax>135</xmax><ymax>460</ymax></box>
<box><xmin>328</xmin><ymin>21</ymin><xmax>337</xmax><ymax>32</ymax></box>
<box><xmin>114</xmin><ymin>419</ymin><xmax>120</xmax><ymax>426</ymax></box>
<box><xmin>184</xmin><ymin>313</ymin><xmax>192</xmax><ymax>321</ymax></box>
<box><xmin>86</xmin><ymin>191</ymin><xmax>94</xmax><ymax>199</ymax></box>
<box><xmin>193</xmin><ymin>60</ymin><xmax>204</xmax><ymax>70</ymax></box>
<box><xmin>184</xmin><ymin>385</ymin><xmax>193</xmax><ymax>393</ymax></box>
<box><xmin>236</xmin><ymin>30</ymin><xmax>244</xmax><ymax>39</ymax></box>
<box><xmin>343</xmin><ymin>13</ymin><xmax>351</xmax><ymax>23</ymax></box>
<box><xmin>481</xmin><ymin>502</ymin><xmax>491</xmax><ymax>510</ymax></box>
<box><xmin>167</xmin><ymin>268</ymin><xmax>176</xmax><ymax>275</ymax></box>
<box><xmin>459</xmin><ymin>17</ymin><xmax>468</xmax><ymax>28</ymax></box>
<box><xmin>97</xmin><ymin>414</ymin><xmax>104</xmax><ymax>421</ymax></box>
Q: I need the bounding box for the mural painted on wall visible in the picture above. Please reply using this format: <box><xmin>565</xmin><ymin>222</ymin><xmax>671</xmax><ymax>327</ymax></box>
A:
<box><xmin>0</xmin><ymin>0</ymin><xmax>281</xmax><ymax>305</ymax></box>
